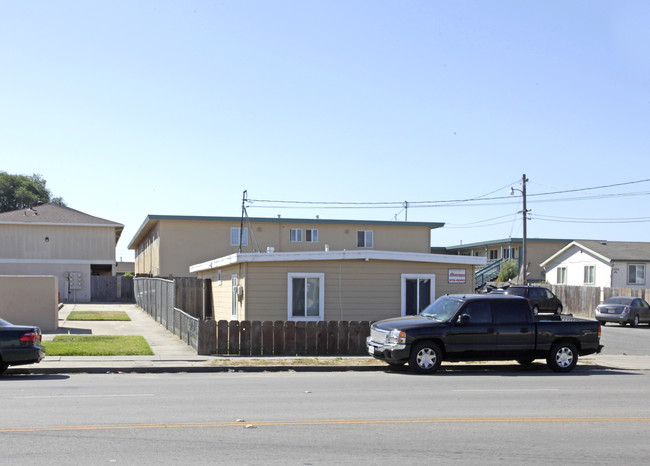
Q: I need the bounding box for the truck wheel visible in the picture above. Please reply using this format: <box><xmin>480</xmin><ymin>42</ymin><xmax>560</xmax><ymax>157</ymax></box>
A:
<box><xmin>409</xmin><ymin>341</ymin><xmax>442</xmax><ymax>374</ymax></box>
<box><xmin>631</xmin><ymin>315</ymin><xmax>639</xmax><ymax>327</ymax></box>
<box><xmin>547</xmin><ymin>342</ymin><xmax>578</xmax><ymax>373</ymax></box>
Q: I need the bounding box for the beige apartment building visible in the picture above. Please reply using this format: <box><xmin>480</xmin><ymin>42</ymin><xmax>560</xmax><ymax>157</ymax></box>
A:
<box><xmin>444</xmin><ymin>237</ymin><xmax>572</xmax><ymax>283</ymax></box>
<box><xmin>128</xmin><ymin>215</ymin><xmax>445</xmax><ymax>278</ymax></box>
<box><xmin>0</xmin><ymin>203</ymin><xmax>124</xmax><ymax>302</ymax></box>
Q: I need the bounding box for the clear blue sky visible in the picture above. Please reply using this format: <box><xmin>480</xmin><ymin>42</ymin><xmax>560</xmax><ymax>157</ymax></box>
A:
<box><xmin>2</xmin><ymin>1</ymin><xmax>649</xmax><ymax>262</ymax></box>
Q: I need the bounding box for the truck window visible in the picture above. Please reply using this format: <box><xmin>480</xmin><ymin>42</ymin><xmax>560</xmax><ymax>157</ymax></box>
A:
<box><xmin>494</xmin><ymin>300</ymin><xmax>531</xmax><ymax>324</ymax></box>
<box><xmin>461</xmin><ymin>301</ymin><xmax>492</xmax><ymax>324</ymax></box>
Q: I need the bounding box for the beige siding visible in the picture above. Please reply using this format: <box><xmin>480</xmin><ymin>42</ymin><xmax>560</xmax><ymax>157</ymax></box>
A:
<box><xmin>201</xmin><ymin>259</ymin><xmax>476</xmax><ymax>322</ymax></box>
<box><xmin>134</xmin><ymin>218</ymin><xmax>435</xmax><ymax>277</ymax></box>
<box><xmin>0</xmin><ymin>224</ymin><xmax>116</xmax><ymax>260</ymax></box>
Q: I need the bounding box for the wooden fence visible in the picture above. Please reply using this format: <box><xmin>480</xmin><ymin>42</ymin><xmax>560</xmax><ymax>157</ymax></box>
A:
<box><xmin>549</xmin><ymin>285</ymin><xmax>650</xmax><ymax>318</ymax></box>
<box><xmin>203</xmin><ymin>320</ymin><xmax>371</xmax><ymax>356</ymax></box>
<box><xmin>174</xmin><ymin>277</ymin><xmax>213</xmax><ymax>319</ymax></box>
<box><xmin>91</xmin><ymin>276</ymin><xmax>135</xmax><ymax>303</ymax></box>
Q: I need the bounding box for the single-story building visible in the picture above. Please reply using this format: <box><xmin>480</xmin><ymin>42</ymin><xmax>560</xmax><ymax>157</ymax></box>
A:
<box><xmin>191</xmin><ymin>249</ymin><xmax>486</xmax><ymax>322</ymax></box>
<box><xmin>541</xmin><ymin>240</ymin><xmax>650</xmax><ymax>288</ymax></box>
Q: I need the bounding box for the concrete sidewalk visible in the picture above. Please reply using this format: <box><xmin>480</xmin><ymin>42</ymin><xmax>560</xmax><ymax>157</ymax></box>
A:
<box><xmin>9</xmin><ymin>303</ymin><xmax>650</xmax><ymax>374</ymax></box>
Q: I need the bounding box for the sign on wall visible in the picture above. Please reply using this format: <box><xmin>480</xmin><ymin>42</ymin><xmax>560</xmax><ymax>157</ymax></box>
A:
<box><xmin>448</xmin><ymin>269</ymin><xmax>466</xmax><ymax>284</ymax></box>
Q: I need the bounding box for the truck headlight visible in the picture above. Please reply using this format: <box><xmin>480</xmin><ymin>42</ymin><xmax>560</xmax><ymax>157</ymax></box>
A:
<box><xmin>386</xmin><ymin>329</ymin><xmax>406</xmax><ymax>345</ymax></box>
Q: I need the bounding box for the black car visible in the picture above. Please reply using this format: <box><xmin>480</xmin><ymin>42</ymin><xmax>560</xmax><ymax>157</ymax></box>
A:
<box><xmin>0</xmin><ymin>318</ymin><xmax>44</xmax><ymax>374</ymax></box>
<box><xmin>504</xmin><ymin>286</ymin><xmax>563</xmax><ymax>315</ymax></box>
<box><xmin>595</xmin><ymin>297</ymin><xmax>650</xmax><ymax>327</ymax></box>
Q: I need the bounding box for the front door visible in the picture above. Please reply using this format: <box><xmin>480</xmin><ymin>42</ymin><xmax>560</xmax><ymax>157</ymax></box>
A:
<box><xmin>401</xmin><ymin>274</ymin><xmax>435</xmax><ymax>316</ymax></box>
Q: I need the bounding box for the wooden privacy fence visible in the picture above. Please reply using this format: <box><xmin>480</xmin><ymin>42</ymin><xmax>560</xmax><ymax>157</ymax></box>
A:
<box><xmin>549</xmin><ymin>285</ymin><xmax>650</xmax><ymax>318</ymax></box>
<box><xmin>201</xmin><ymin>320</ymin><xmax>371</xmax><ymax>356</ymax></box>
<box><xmin>91</xmin><ymin>276</ymin><xmax>135</xmax><ymax>303</ymax></box>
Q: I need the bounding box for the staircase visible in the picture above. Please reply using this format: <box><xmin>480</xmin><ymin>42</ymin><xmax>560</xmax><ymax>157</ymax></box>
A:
<box><xmin>475</xmin><ymin>259</ymin><xmax>504</xmax><ymax>289</ymax></box>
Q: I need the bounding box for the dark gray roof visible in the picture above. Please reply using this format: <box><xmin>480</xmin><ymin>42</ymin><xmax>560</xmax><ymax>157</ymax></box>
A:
<box><xmin>0</xmin><ymin>203</ymin><xmax>122</xmax><ymax>226</ymax></box>
<box><xmin>0</xmin><ymin>204</ymin><xmax>123</xmax><ymax>242</ymax></box>
<box><xmin>574</xmin><ymin>240</ymin><xmax>650</xmax><ymax>262</ymax></box>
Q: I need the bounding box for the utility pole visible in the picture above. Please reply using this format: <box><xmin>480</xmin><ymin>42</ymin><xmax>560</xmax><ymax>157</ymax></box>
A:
<box><xmin>510</xmin><ymin>174</ymin><xmax>530</xmax><ymax>285</ymax></box>
<box><xmin>522</xmin><ymin>174</ymin><xmax>528</xmax><ymax>285</ymax></box>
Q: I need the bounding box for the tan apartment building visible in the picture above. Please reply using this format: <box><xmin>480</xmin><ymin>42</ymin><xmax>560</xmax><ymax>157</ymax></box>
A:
<box><xmin>128</xmin><ymin>215</ymin><xmax>445</xmax><ymax>278</ymax></box>
<box><xmin>191</xmin><ymin>249</ymin><xmax>485</xmax><ymax>322</ymax></box>
<box><xmin>0</xmin><ymin>203</ymin><xmax>124</xmax><ymax>302</ymax></box>
<box><xmin>444</xmin><ymin>238</ymin><xmax>572</xmax><ymax>283</ymax></box>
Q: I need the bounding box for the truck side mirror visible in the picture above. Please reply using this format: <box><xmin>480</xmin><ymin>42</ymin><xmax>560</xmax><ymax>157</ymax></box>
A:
<box><xmin>457</xmin><ymin>314</ymin><xmax>471</xmax><ymax>325</ymax></box>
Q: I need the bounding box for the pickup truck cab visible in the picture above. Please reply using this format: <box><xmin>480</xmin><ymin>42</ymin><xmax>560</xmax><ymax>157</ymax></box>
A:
<box><xmin>367</xmin><ymin>294</ymin><xmax>602</xmax><ymax>374</ymax></box>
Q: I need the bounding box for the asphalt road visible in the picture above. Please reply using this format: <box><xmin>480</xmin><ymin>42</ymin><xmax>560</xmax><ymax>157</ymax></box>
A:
<box><xmin>600</xmin><ymin>322</ymin><xmax>650</xmax><ymax>355</ymax></box>
<box><xmin>3</xmin><ymin>368</ymin><xmax>650</xmax><ymax>465</ymax></box>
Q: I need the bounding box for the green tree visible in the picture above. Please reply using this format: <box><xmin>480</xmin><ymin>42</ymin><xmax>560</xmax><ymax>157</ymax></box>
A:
<box><xmin>497</xmin><ymin>260</ymin><xmax>519</xmax><ymax>282</ymax></box>
<box><xmin>0</xmin><ymin>172</ymin><xmax>66</xmax><ymax>213</ymax></box>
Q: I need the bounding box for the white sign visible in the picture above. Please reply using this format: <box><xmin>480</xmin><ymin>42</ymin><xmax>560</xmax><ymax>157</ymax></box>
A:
<box><xmin>448</xmin><ymin>269</ymin><xmax>466</xmax><ymax>284</ymax></box>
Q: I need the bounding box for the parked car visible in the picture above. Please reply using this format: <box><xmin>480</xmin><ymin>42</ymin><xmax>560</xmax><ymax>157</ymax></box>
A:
<box><xmin>367</xmin><ymin>294</ymin><xmax>602</xmax><ymax>374</ymax></box>
<box><xmin>0</xmin><ymin>318</ymin><xmax>44</xmax><ymax>374</ymax></box>
<box><xmin>595</xmin><ymin>297</ymin><xmax>650</xmax><ymax>327</ymax></box>
<box><xmin>504</xmin><ymin>286</ymin><xmax>563</xmax><ymax>315</ymax></box>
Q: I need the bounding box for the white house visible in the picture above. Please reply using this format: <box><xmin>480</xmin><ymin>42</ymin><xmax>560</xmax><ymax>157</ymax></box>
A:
<box><xmin>540</xmin><ymin>240</ymin><xmax>650</xmax><ymax>289</ymax></box>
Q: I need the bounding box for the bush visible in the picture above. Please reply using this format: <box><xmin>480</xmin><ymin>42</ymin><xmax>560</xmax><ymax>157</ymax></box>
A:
<box><xmin>498</xmin><ymin>260</ymin><xmax>519</xmax><ymax>282</ymax></box>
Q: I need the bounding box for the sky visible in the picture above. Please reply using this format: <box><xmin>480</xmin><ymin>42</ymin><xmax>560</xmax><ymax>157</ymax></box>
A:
<box><xmin>1</xmin><ymin>1</ymin><xmax>649</xmax><ymax>262</ymax></box>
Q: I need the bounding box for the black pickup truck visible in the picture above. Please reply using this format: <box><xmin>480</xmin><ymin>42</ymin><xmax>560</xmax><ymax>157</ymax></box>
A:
<box><xmin>367</xmin><ymin>294</ymin><xmax>602</xmax><ymax>374</ymax></box>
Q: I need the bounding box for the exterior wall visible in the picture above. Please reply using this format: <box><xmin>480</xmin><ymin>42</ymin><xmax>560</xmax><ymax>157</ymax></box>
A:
<box><xmin>611</xmin><ymin>262</ymin><xmax>650</xmax><ymax>289</ymax></box>
<box><xmin>0</xmin><ymin>262</ymin><xmax>92</xmax><ymax>303</ymax></box>
<box><xmin>201</xmin><ymin>259</ymin><xmax>476</xmax><ymax>322</ymax></box>
<box><xmin>134</xmin><ymin>218</ymin><xmax>435</xmax><ymax>277</ymax></box>
<box><xmin>0</xmin><ymin>275</ymin><xmax>59</xmax><ymax>331</ymax></box>
<box><xmin>544</xmin><ymin>248</ymin><xmax>611</xmax><ymax>287</ymax></box>
<box><xmin>0</xmin><ymin>224</ymin><xmax>116</xmax><ymax>260</ymax></box>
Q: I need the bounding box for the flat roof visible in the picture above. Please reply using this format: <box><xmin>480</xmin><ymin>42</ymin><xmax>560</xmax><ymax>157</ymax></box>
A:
<box><xmin>444</xmin><ymin>237</ymin><xmax>574</xmax><ymax>250</ymax></box>
<box><xmin>190</xmin><ymin>249</ymin><xmax>487</xmax><ymax>273</ymax></box>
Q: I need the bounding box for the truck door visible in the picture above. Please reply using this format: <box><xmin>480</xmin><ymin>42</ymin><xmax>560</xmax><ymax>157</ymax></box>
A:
<box><xmin>445</xmin><ymin>300</ymin><xmax>497</xmax><ymax>357</ymax></box>
<box><xmin>494</xmin><ymin>300</ymin><xmax>535</xmax><ymax>357</ymax></box>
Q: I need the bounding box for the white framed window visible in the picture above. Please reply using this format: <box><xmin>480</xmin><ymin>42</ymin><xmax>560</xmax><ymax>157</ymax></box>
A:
<box><xmin>584</xmin><ymin>265</ymin><xmax>595</xmax><ymax>285</ymax></box>
<box><xmin>401</xmin><ymin>274</ymin><xmax>436</xmax><ymax>317</ymax></box>
<box><xmin>230</xmin><ymin>227</ymin><xmax>248</xmax><ymax>246</ymax></box>
<box><xmin>357</xmin><ymin>230</ymin><xmax>373</xmax><ymax>248</ymax></box>
<box><xmin>628</xmin><ymin>264</ymin><xmax>646</xmax><ymax>285</ymax></box>
<box><xmin>290</xmin><ymin>228</ymin><xmax>303</xmax><ymax>242</ymax></box>
<box><xmin>288</xmin><ymin>273</ymin><xmax>324</xmax><ymax>321</ymax></box>
<box><xmin>556</xmin><ymin>267</ymin><xmax>567</xmax><ymax>285</ymax></box>
<box><xmin>489</xmin><ymin>250</ymin><xmax>498</xmax><ymax>260</ymax></box>
<box><xmin>306</xmin><ymin>229</ymin><xmax>318</xmax><ymax>242</ymax></box>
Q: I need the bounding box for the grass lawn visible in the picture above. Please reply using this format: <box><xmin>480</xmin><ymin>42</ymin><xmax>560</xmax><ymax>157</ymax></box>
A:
<box><xmin>44</xmin><ymin>335</ymin><xmax>153</xmax><ymax>356</ymax></box>
<box><xmin>66</xmin><ymin>311</ymin><xmax>131</xmax><ymax>321</ymax></box>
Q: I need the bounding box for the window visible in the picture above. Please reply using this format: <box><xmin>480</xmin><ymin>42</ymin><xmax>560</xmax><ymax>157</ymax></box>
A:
<box><xmin>584</xmin><ymin>265</ymin><xmax>595</xmax><ymax>285</ymax></box>
<box><xmin>357</xmin><ymin>230</ymin><xmax>373</xmax><ymax>248</ymax></box>
<box><xmin>489</xmin><ymin>250</ymin><xmax>498</xmax><ymax>260</ymax></box>
<box><xmin>556</xmin><ymin>267</ymin><xmax>567</xmax><ymax>284</ymax></box>
<box><xmin>461</xmin><ymin>301</ymin><xmax>493</xmax><ymax>324</ymax></box>
<box><xmin>288</xmin><ymin>273</ymin><xmax>324</xmax><ymax>321</ymax></box>
<box><xmin>230</xmin><ymin>228</ymin><xmax>248</xmax><ymax>246</ymax></box>
<box><xmin>290</xmin><ymin>228</ymin><xmax>303</xmax><ymax>242</ymax></box>
<box><xmin>493</xmin><ymin>301</ymin><xmax>531</xmax><ymax>324</ymax></box>
<box><xmin>503</xmin><ymin>248</ymin><xmax>510</xmax><ymax>259</ymax></box>
<box><xmin>306</xmin><ymin>229</ymin><xmax>318</xmax><ymax>242</ymax></box>
<box><xmin>628</xmin><ymin>264</ymin><xmax>646</xmax><ymax>285</ymax></box>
